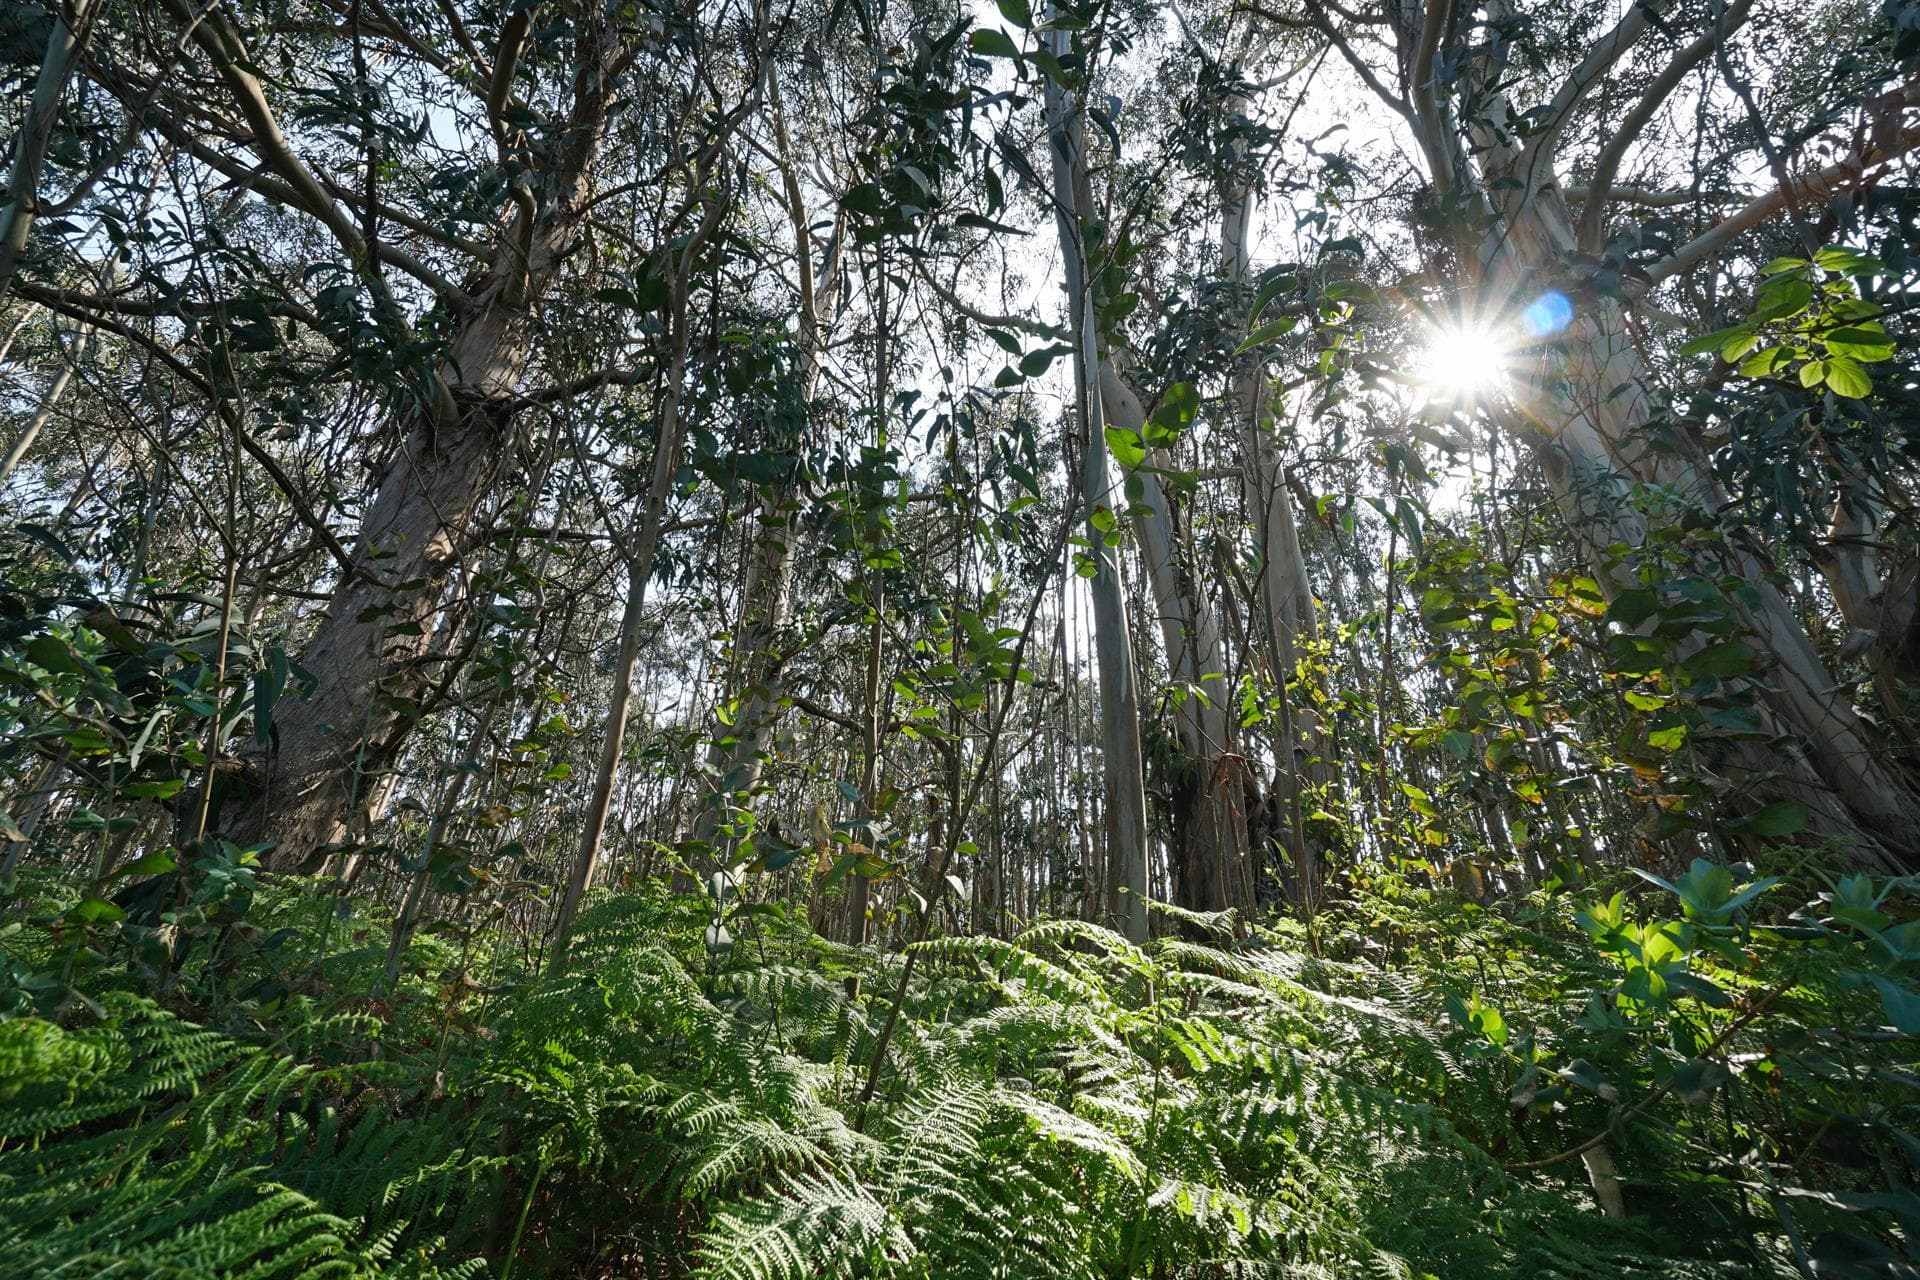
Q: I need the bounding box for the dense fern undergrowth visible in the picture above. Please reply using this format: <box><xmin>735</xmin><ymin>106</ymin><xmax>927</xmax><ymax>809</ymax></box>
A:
<box><xmin>4</xmin><ymin>859</ymin><xmax>1919</xmax><ymax>1279</ymax></box>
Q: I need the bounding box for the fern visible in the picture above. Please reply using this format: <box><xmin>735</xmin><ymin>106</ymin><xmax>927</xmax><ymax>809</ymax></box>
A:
<box><xmin>0</xmin><ymin>995</ymin><xmax>486</xmax><ymax>1279</ymax></box>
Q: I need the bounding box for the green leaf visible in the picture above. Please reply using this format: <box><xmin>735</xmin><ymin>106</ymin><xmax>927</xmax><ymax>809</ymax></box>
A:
<box><xmin>1606</xmin><ymin>588</ymin><xmax>1659</xmax><ymax>627</ymax></box>
<box><xmin>1670</xmin><ymin>1057</ymin><xmax>1732</xmax><ymax>1106</ymax></box>
<box><xmin>1824</xmin><ymin>325</ymin><xmax>1895</xmax><ymax>362</ymax></box>
<box><xmin>1103</xmin><ymin>427</ymin><xmax>1146</xmax><ymax>469</ymax></box>
<box><xmin>1677</xmin><ymin>323</ymin><xmax>1750</xmax><ymax>357</ymax></box>
<box><xmin>1647</xmin><ymin>723</ymin><xmax>1687</xmax><ymax>751</ymax></box>
<box><xmin>65</xmin><ymin>897</ymin><xmax>125</xmax><ymax>925</ymax></box>
<box><xmin>254</xmin><ymin>659</ymin><xmax>287</xmax><ymax>745</ymax></box>
<box><xmin>993</xmin><ymin>0</ymin><xmax>1033</xmax><ymax>30</ymax></box>
<box><xmin>1753</xmin><ymin>276</ymin><xmax>1813</xmax><ymax>321</ymax></box>
<box><xmin>1666</xmin><ymin>972</ymin><xmax>1732</xmax><ymax>1008</ymax></box>
<box><xmin>1737</xmin><ymin>801</ymin><xmax>1807</xmax><ymax>838</ymax></box>
<box><xmin>1234</xmin><ymin>315</ymin><xmax>1297</xmax><ymax>354</ymax></box>
<box><xmin>1680</xmin><ymin>640</ymin><xmax>1758</xmax><ymax>680</ymax></box>
<box><xmin>1249</xmin><ymin>272</ymin><xmax>1298</xmax><ymax>320</ymax></box>
<box><xmin>1814</xmin><ymin>247</ymin><xmax>1883</xmax><ymax>275</ymax></box>
<box><xmin>25</xmin><ymin>634</ymin><xmax>85</xmax><ymax>676</ymax></box>
<box><xmin>969</xmin><ymin>27</ymin><xmax>1022</xmax><ymax>59</ymax></box>
<box><xmin>1020</xmin><ymin>345</ymin><xmax>1066</xmax><ymax>377</ymax></box>
<box><xmin>1823</xmin><ymin>355</ymin><xmax>1873</xmax><ymax>398</ymax></box>
<box><xmin>1873</xmin><ymin>975</ymin><xmax>1920</xmax><ymax>1034</ymax></box>
<box><xmin>1738</xmin><ymin>345</ymin><xmax>1795</xmax><ymax>378</ymax></box>
<box><xmin>112</xmin><ymin>849</ymin><xmax>178</xmax><ymax>878</ymax></box>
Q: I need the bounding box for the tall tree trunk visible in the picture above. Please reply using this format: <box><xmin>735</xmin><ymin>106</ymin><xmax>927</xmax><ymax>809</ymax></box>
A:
<box><xmin>1045</xmin><ymin>18</ymin><xmax>1151</xmax><ymax>943</ymax></box>
<box><xmin>691</xmin><ymin>92</ymin><xmax>844</xmax><ymax>863</ymax></box>
<box><xmin>1218</xmin><ymin>107</ymin><xmax>1328</xmax><ymax>910</ymax></box>
<box><xmin>553</xmin><ymin>197</ymin><xmax>718</xmax><ymax>953</ymax></box>
<box><xmin>1099</xmin><ymin>369</ymin><xmax>1248</xmax><ymax>913</ymax></box>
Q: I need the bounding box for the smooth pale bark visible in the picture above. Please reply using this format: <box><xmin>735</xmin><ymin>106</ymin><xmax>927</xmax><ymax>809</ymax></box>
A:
<box><xmin>553</xmin><ymin>421</ymin><xmax>681</xmax><ymax>947</ymax></box>
<box><xmin>1377</xmin><ymin>0</ymin><xmax>1920</xmax><ymax>867</ymax></box>
<box><xmin>1045</xmin><ymin>21</ymin><xmax>1151</xmax><ymax>943</ymax></box>
<box><xmin>691</xmin><ymin>97</ymin><xmax>844</xmax><ymax>863</ymax></box>
<box><xmin>1219</xmin><ymin>119</ymin><xmax>1329</xmax><ymax>908</ymax></box>
<box><xmin>1813</xmin><ymin>491</ymin><xmax>1920</xmax><ymax>745</ymax></box>
<box><xmin>693</xmin><ymin>504</ymin><xmax>801</xmax><ymax>850</ymax></box>
<box><xmin>554</xmin><ymin>201</ymin><xmax>716</xmax><ymax>952</ymax></box>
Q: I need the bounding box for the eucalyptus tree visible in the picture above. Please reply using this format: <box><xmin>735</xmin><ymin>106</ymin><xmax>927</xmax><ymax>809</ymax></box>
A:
<box><xmin>8</xmin><ymin>0</ymin><xmax>792</xmax><ymax>870</ymax></box>
<box><xmin>1269</xmin><ymin>0</ymin><xmax>1920</xmax><ymax>865</ymax></box>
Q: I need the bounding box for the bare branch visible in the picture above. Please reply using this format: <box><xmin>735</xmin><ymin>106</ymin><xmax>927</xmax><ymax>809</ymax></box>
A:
<box><xmin>1523</xmin><ymin>0</ymin><xmax>1665</xmax><ymax>171</ymax></box>
<box><xmin>1411</xmin><ymin>0</ymin><xmax>1458</xmax><ymax>195</ymax></box>
<box><xmin>1563</xmin><ymin>184</ymin><xmax>1741</xmax><ymax>209</ymax></box>
<box><xmin>1237</xmin><ymin>4</ymin><xmax>1412</xmax><ymax>123</ymax></box>
<box><xmin>1647</xmin><ymin>81</ymin><xmax>1920</xmax><ymax>285</ymax></box>
<box><xmin>487</xmin><ymin>7</ymin><xmax>532</xmax><ymax>160</ymax></box>
<box><xmin>1577</xmin><ymin>0</ymin><xmax>1755</xmax><ymax>251</ymax></box>
<box><xmin>16</xmin><ymin>281</ymin><xmax>375</xmax><ymax>587</ymax></box>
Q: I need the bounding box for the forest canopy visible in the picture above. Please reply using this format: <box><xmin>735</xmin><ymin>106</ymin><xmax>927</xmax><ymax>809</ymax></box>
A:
<box><xmin>6</xmin><ymin>0</ymin><xmax>1920</xmax><ymax>1275</ymax></box>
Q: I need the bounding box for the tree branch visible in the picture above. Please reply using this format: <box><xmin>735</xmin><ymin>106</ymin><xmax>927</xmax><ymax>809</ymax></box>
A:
<box><xmin>1647</xmin><ymin>80</ymin><xmax>1920</xmax><ymax>285</ymax></box>
<box><xmin>1523</xmin><ymin>0</ymin><xmax>1665</xmax><ymax>177</ymax></box>
<box><xmin>1563</xmin><ymin>184</ymin><xmax>1741</xmax><ymax>209</ymax></box>
<box><xmin>1241</xmin><ymin>2</ymin><xmax>1414</xmax><ymax>124</ymax></box>
<box><xmin>0</xmin><ymin>0</ymin><xmax>106</xmax><ymax>303</ymax></box>
<box><xmin>15</xmin><ymin>281</ymin><xmax>375</xmax><ymax>588</ymax></box>
<box><xmin>1577</xmin><ymin>0</ymin><xmax>1755</xmax><ymax>252</ymax></box>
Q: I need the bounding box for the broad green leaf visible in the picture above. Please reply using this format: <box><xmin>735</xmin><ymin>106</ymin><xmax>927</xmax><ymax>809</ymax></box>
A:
<box><xmin>969</xmin><ymin>27</ymin><xmax>1022</xmax><ymax>59</ymax></box>
<box><xmin>1824</xmin><ymin>355</ymin><xmax>1873</xmax><ymax>398</ymax></box>
<box><xmin>1234</xmin><ymin>315</ymin><xmax>1297</xmax><ymax>353</ymax></box>
<box><xmin>1824</xmin><ymin>325</ymin><xmax>1895</xmax><ymax>362</ymax></box>
<box><xmin>1103</xmin><ymin>426</ymin><xmax>1146</xmax><ymax>469</ymax></box>
<box><xmin>1738</xmin><ymin>801</ymin><xmax>1807</xmax><ymax>838</ymax></box>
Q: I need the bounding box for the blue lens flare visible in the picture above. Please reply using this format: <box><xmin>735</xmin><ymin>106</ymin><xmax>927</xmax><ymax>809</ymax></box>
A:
<box><xmin>1522</xmin><ymin>291</ymin><xmax>1573</xmax><ymax>337</ymax></box>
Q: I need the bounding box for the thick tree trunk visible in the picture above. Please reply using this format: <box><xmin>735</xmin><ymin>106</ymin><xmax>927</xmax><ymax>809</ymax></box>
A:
<box><xmin>235</xmin><ymin>176</ymin><xmax>608</xmax><ymax>870</ymax></box>
<box><xmin>235</xmin><ymin>301</ymin><xmax>533</xmax><ymax>868</ymax></box>
<box><xmin>1484</xmin><ymin>175</ymin><xmax>1920</xmax><ymax>868</ymax></box>
<box><xmin>1363</xmin><ymin>0</ymin><xmax>1920</xmax><ymax>869</ymax></box>
<box><xmin>1099</xmin><ymin>368</ymin><xmax>1249</xmax><ymax>913</ymax></box>
<box><xmin>1814</xmin><ymin>494</ymin><xmax>1920</xmax><ymax>746</ymax></box>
